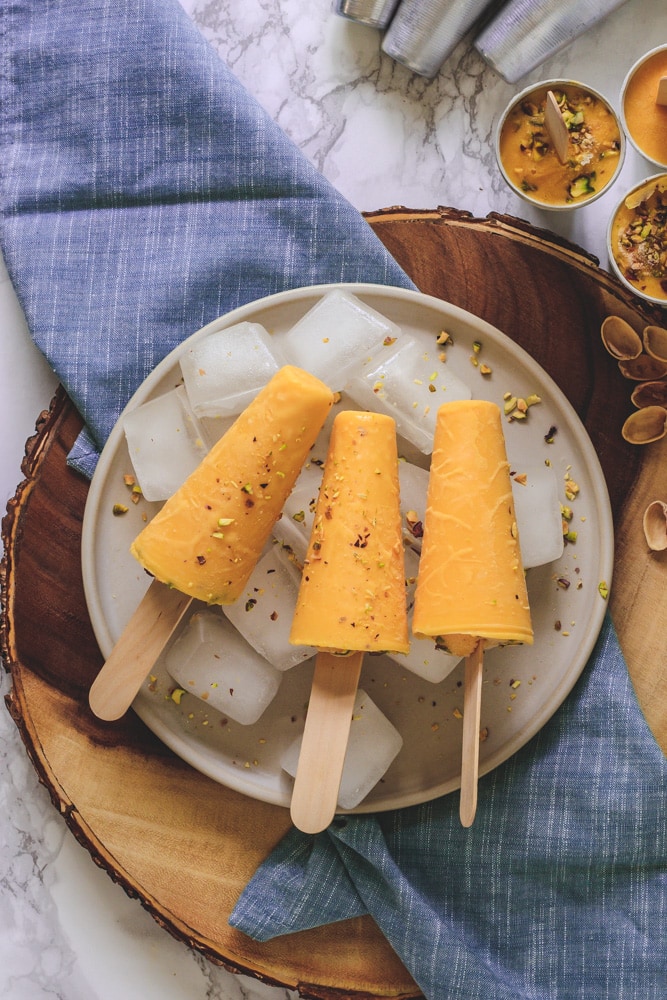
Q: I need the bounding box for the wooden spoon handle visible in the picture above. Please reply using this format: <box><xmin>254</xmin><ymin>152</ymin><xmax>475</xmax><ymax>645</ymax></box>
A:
<box><xmin>89</xmin><ymin>580</ymin><xmax>192</xmax><ymax>721</ymax></box>
<box><xmin>290</xmin><ymin>650</ymin><xmax>364</xmax><ymax>834</ymax></box>
<box><xmin>459</xmin><ymin>642</ymin><xmax>484</xmax><ymax>827</ymax></box>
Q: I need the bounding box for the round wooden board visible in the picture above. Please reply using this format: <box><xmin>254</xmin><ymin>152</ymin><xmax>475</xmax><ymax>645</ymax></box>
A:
<box><xmin>2</xmin><ymin>209</ymin><xmax>666</xmax><ymax>999</ymax></box>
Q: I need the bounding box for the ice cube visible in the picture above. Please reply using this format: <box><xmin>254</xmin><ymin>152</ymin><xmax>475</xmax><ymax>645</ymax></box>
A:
<box><xmin>398</xmin><ymin>460</ymin><xmax>429</xmax><ymax>551</ymax></box>
<box><xmin>272</xmin><ymin>462</ymin><xmax>323</xmax><ymax>562</ymax></box>
<box><xmin>222</xmin><ymin>544</ymin><xmax>316</xmax><ymax>671</ymax></box>
<box><xmin>180</xmin><ymin>322</ymin><xmax>281</xmax><ymax>417</ymax></box>
<box><xmin>348</xmin><ymin>336</ymin><xmax>472</xmax><ymax>453</ymax></box>
<box><xmin>123</xmin><ymin>386</ymin><xmax>208</xmax><ymax>501</ymax></box>
<box><xmin>165</xmin><ymin>610</ymin><xmax>282</xmax><ymax>725</ymax></box>
<box><xmin>512</xmin><ymin>463</ymin><xmax>564</xmax><ymax>569</ymax></box>
<box><xmin>278</xmin><ymin>289</ymin><xmax>402</xmax><ymax>390</ymax></box>
<box><xmin>281</xmin><ymin>688</ymin><xmax>403</xmax><ymax>810</ymax></box>
<box><xmin>387</xmin><ymin>547</ymin><xmax>462</xmax><ymax>683</ymax></box>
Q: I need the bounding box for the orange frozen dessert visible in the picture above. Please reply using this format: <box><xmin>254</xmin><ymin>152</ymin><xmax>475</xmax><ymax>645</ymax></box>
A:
<box><xmin>498</xmin><ymin>83</ymin><xmax>623</xmax><ymax>207</ymax></box>
<box><xmin>412</xmin><ymin>399</ymin><xmax>533</xmax><ymax>657</ymax></box>
<box><xmin>290</xmin><ymin>410</ymin><xmax>409</xmax><ymax>655</ymax></box>
<box><xmin>622</xmin><ymin>47</ymin><xmax>667</xmax><ymax>168</ymax></box>
<box><xmin>130</xmin><ymin>365</ymin><xmax>335</xmax><ymax>604</ymax></box>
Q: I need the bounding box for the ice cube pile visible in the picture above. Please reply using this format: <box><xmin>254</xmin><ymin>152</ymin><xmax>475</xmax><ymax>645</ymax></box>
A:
<box><xmin>124</xmin><ymin>288</ymin><xmax>567</xmax><ymax>808</ymax></box>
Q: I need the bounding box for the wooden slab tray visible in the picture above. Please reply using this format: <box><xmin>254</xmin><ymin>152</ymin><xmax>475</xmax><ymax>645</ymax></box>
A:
<box><xmin>2</xmin><ymin>208</ymin><xmax>667</xmax><ymax>1000</ymax></box>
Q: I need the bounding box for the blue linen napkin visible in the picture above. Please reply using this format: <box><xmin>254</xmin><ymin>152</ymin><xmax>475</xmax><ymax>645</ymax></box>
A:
<box><xmin>1</xmin><ymin>4</ymin><xmax>666</xmax><ymax>1000</ymax></box>
<box><xmin>0</xmin><ymin>0</ymin><xmax>410</xmax><ymax>479</ymax></box>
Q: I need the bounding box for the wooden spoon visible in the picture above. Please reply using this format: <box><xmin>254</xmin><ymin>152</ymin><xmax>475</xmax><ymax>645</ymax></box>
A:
<box><xmin>459</xmin><ymin>641</ymin><xmax>484</xmax><ymax>827</ymax></box>
<box><xmin>289</xmin><ymin>650</ymin><xmax>364</xmax><ymax>834</ymax></box>
<box><xmin>544</xmin><ymin>90</ymin><xmax>570</xmax><ymax>164</ymax></box>
<box><xmin>656</xmin><ymin>76</ymin><xmax>667</xmax><ymax>107</ymax></box>
<box><xmin>88</xmin><ymin>581</ymin><xmax>192</xmax><ymax>721</ymax></box>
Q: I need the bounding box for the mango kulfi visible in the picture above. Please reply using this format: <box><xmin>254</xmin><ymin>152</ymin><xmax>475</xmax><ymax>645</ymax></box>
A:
<box><xmin>412</xmin><ymin>399</ymin><xmax>533</xmax><ymax>657</ymax></box>
<box><xmin>130</xmin><ymin>365</ymin><xmax>334</xmax><ymax>604</ymax></box>
<box><xmin>289</xmin><ymin>410</ymin><xmax>409</xmax><ymax>654</ymax></box>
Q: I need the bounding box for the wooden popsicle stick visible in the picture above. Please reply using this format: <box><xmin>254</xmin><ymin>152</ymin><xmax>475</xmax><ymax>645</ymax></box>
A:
<box><xmin>459</xmin><ymin>642</ymin><xmax>484</xmax><ymax>828</ymax></box>
<box><xmin>544</xmin><ymin>89</ymin><xmax>570</xmax><ymax>165</ymax></box>
<box><xmin>657</xmin><ymin>76</ymin><xmax>667</xmax><ymax>107</ymax></box>
<box><xmin>290</xmin><ymin>649</ymin><xmax>364</xmax><ymax>834</ymax></box>
<box><xmin>89</xmin><ymin>580</ymin><xmax>192</xmax><ymax>721</ymax></box>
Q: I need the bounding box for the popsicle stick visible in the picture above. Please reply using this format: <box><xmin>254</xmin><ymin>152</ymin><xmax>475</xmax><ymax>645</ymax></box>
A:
<box><xmin>290</xmin><ymin>650</ymin><xmax>364</xmax><ymax>834</ymax></box>
<box><xmin>459</xmin><ymin>642</ymin><xmax>484</xmax><ymax>828</ymax></box>
<box><xmin>657</xmin><ymin>77</ymin><xmax>667</xmax><ymax>107</ymax></box>
<box><xmin>89</xmin><ymin>580</ymin><xmax>192</xmax><ymax>721</ymax></box>
<box><xmin>544</xmin><ymin>89</ymin><xmax>570</xmax><ymax>164</ymax></box>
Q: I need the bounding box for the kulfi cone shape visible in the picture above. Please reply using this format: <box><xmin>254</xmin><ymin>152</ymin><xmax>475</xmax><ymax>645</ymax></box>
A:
<box><xmin>130</xmin><ymin>365</ymin><xmax>334</xmax><ymax>605</ymax></box>
<box><xmin>289</xmin><ymin>410</ymin><xmax>409</xmax><ymax>654</ymax></box>
<box><xmin>412</xmin><ymin>399</ymin><xmax>533</xmax><ymax>655</ymax></box>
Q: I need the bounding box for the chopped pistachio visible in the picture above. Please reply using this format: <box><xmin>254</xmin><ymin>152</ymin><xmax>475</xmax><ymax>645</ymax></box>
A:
<box><xmin>112</xmin><ymin>503</ymin><xmax>129</xmax><ymax>516</ymax></box>
<box><xmin>598</xmin><ymin>580</ymin><xmax>609</xmax><ymax>600</ymax></box>
<box><xmin>170</xmin><ymin>687</ymin><xmax>186</xmax><ymax>705</ymax></box>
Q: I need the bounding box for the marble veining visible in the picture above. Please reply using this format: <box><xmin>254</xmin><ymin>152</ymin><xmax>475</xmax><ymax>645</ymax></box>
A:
<box><xmin>2</xmin><ymin>0</ymin><xmax>667</xmax><ymax>997</ymax></box>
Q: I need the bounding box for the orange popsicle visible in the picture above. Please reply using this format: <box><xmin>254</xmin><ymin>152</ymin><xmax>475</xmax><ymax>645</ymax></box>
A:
<box><xmin>289</xmin><ymin>409</ymin><xmax>409</xmax><ymax>654</ymax></box>
<box><xmin>131</xmin><ymin>365</ymin><xmax>335</xmax><ymax>605</ymax></box>
<box><xmin>412</xmin><ymin>399</ymin><xmax>533</xmax><ymax>655</ymax></box>
<box><xmin>412</xmin><ymin>399</ymin><xmax>532</xmax><ymax>827</ymax></box>
<box><xmin>89</xmin><ymin>366</ymin><xmax>334</xmax><ymax>722</ymax></box>
<box><xmin>288</xmin><ymin>410</ymin><xmax>408</xmax><ymax>833</ymax></box>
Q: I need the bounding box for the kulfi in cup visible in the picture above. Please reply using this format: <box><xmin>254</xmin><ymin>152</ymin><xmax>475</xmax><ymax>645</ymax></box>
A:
<box><xmin>496</xmin><ymin>80</ymin><xmax>625</xmax><ymax>210</ymax></box>
<box><xmin>621</xmin><ymin>45</ymin><xmax>667</xmax><ymax>170</ymax></box>
<box><xmin>607</xmin><ymin>174</ymin><xmax>667</xmax><ymax>307</ymax></box>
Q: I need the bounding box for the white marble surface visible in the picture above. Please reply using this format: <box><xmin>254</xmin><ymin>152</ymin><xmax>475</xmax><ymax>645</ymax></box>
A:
<box><xmin>1</xmin><ymin>1</ymin><xmax>665</xmax><ymax>997</ymax></box>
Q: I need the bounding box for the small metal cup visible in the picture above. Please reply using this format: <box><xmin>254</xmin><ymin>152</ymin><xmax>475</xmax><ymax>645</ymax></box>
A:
<box><xmin>381</xmin><ymin>0</ymin><xmax>495</xmax><ymax>79</ymax></box>
<box><xmin>475</xmin><ymin>0</ymin><xmax>631</xmax><ymax>84</ymax></box>
<box><xmin>333</xmin><ymin>0</ymin><xmax>401</xmax><ymax>30</ymax></box>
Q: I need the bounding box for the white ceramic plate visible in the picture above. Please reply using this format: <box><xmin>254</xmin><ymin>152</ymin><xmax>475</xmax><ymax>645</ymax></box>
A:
<box><xmin>82</xmin><ymin>283</ymin><xmax>614</xmax><ymax>813</ymax></box>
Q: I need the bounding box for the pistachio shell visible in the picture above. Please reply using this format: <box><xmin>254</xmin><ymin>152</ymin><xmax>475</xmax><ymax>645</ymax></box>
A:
<box><xmin>600</xmin><ymin>316</ymin><xmax>643</xmax><ymax>360</ymax></box>
<box><xmin>630</xmin><ymin>380</ymin><xmax>667</xmax><ymax>408</ymax></box>
<box><xmin>643</xmin><ymin>500</ymin><xmax>667</xmax><ymax>551</ymax></box>
<box><xmin>618</xmin><ymin>355</ymin><xmax>667</xmax><ymax>381</ymax></box>
<box><xmin>621</xmin><ymin>405</ymin><xmax>667</xmax><ymax>444</ymax></box>
<box><xmin>643</xmin><ymin>325</ymin><xmax>667</xmax><ymax>362</ymax></box>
